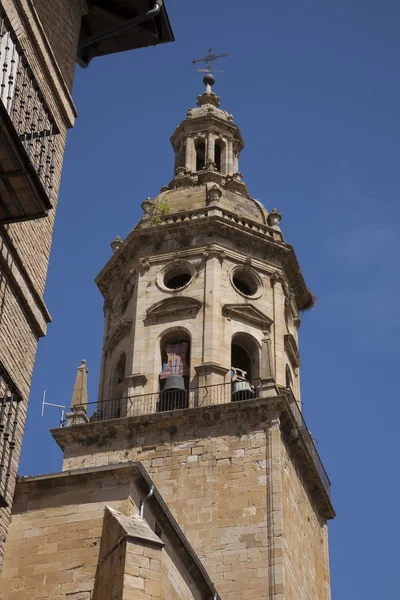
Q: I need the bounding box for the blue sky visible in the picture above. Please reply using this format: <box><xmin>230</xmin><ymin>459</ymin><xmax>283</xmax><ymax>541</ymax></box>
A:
<box><xmin>20</xmin><ymin>1</ymin><xmax>400</xmax><ymax>598</ymax></box>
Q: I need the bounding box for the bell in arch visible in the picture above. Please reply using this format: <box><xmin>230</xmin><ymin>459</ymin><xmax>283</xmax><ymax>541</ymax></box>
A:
<box><xmin>231</xmin><ymin>367</ymin><xmax>255</xmax><ymax>402</ymax></box>
<box><xmin>159</xmin><ymin>375</ymin><xmax>187</xmax><ymax>412</ymax></box>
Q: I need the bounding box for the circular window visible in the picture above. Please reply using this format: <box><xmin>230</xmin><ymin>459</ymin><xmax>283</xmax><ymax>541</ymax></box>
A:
<box><xmin>165</xmin><ymin>271</ymin><xmax>191</xmax><ymax>290</ymax></box>
<box><xmin>231</xmin><ymin>267</ymin><xmax>262</xmax><ymax>298</ymax></box>
<box><xmin>157</xmin><ymin>260</ymin><xmax>196</xmax><ymax>292</ymax></box>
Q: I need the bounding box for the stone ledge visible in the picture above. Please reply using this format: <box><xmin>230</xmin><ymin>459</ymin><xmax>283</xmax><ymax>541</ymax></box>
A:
<box><xmin>51</xmin><ymin>395</ymin><xmax>335</xmax><ymax>520</ymax></box>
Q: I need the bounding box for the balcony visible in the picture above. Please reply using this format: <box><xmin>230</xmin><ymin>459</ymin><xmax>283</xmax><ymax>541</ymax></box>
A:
<box><xmin>64</xmin><ymin>381</ymin><xmax>332</xmax><ymax>502</ymax></box>
<box><xmin>0</xmin><ymin>362</ymin><xmax>22</xmax><ymax>508</ymax></box>
<box><xmin>0</xmin><ymin>6</ymin><xmax>59</xmax><ymax>224</ymax></box>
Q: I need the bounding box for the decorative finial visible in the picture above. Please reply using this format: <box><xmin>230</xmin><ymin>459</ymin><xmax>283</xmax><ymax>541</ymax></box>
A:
<box><xmin>111</xmin><ymin>235</ymin><xmax>122</xmax><ymax>253</ymax></box>
<box><xmin>267</xmin><ymin>208</ymin><xmax>282</xmax><ymax>230</ymax></box>
<box><xmin>191</xmin><ymin>47</ymin><xmax>229</xmax><ymax>89</ymax></box>
<box><xmin>203</xmin><ymin>72</ymin><xmax>215</xmax><ymax>88</ymax></box>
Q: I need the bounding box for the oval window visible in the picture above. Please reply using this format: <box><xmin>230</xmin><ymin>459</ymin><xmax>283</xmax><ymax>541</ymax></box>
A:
<box><xmin>231</xmin><ymin>267</ymin><xmax>260</xmax><ymax>297</ymax></box>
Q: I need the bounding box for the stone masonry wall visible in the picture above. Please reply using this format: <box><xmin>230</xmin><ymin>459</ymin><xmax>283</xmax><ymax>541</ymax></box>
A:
<box><xmin>62</xmin><ymin>408</ymin><xmax>270</xmax><ymax>600</ymax></box>
<box><xmin>0</xmin><ymin>0</ymin><xmax>85</xmax><ymax>570</ymax></box>
<box><xmin>59</xmin><ymin>403</ymin><xmax>330</xmax><ymax>599</ymax></box>
<box><xmin>281</xmin><ymin>438</ymin><xmax>331</xmax><ymax>600</ymax></box>
<box><xmin>0</xmin><ymin>481</ymin><xmax>132</xmax><ymax>600</ymax></box>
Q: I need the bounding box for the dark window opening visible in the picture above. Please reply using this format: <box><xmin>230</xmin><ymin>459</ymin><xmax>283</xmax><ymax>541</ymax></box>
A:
<box><xmin>233</xmin><ymin>276</ymin><xmax>252</xmax><ymax>296</ymax></box>
<box><xmin>195</xmin><ymin>140</ymin><xmax>206</xmax><ymax>171</ymax></box>
<box><xmin>165</xmin><ymin>272</ymin><xmax>191</xmax><ymax>290</ymax></box>
<box><xmin>231</xmin><ymin>344</ymin><xmax>252</xmax><ymax>380</ymax></box>
<box><xmin>175</xmin><ymin>144</ymin><xmax>186</xmax><ymax>168</ymax></box>
<box><xmin>232</xmin><ymin>268</ymin><xmax>258</xmax><ymax>296</ymax></box>
<box><xmin>215</xmin><ymin>141</ymin><xmax>222</xmax><ymax>171</ymax></box>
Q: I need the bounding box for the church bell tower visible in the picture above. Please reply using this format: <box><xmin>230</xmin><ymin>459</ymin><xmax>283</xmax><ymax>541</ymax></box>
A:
<box><xmin>57</xmin><ymin>74</ymin><xmax>335</xmax><ymax>600</ymax></box>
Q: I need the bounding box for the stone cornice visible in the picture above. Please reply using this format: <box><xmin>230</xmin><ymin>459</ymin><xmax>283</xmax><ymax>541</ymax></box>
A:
<box><xmin>223</xmin><ymin>303</ymin><xmax>273</xmax><ymax>331</ymax></box>
<box><xmin>95</xmin><ymin>215</ymin><xmax>308</xmax><ymax>310</ymax></box>
<box><xmin>194</xmin><ymin>362</ymin><xmax>230</xmax><ymax>377</ymax></box>
<box><xmin>51</xmin><ymin>395</ymin><xmax>334</xmax><ymax>519</ymax></box>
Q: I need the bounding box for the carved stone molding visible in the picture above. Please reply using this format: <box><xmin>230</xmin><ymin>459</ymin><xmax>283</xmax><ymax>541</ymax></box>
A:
<box><xmin>203</xmin><ymin>244</ymin><xmax>225</xmax><ymax>263</ymax></box>
<box><xmin>123</xmin><ymin>373</ymin><xmax>148</xmax><ymax>389</ymax></box>
<box><xmin>105</xmin><ymin>318</ymin><xmax>132</xmax><ymax>353</ymax></box>
<box><xmin>194</xmin><ymin>362</ymin><xmax>230</xmax><ymax>377</ymax></box>
<box><xmin>284</xmin><ymin>333</ymin><xmax>301</xmax><ymax>368</ymax></box>
<box><xmin>270</xmin><ymin>271</ymin><xmax>285</xmax><ymax>287</ymax></box>
<box><xmin>146</xmin><ymin>297</ymin><xmax>202</xmax><ymax>324</ymax></box>
<box><xmin>222</xmin><ymin>304</ymin><xmax>273</xmax><ymax>331</ymax></box>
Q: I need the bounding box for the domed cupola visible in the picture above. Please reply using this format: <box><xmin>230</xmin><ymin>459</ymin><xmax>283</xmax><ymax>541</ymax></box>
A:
<box><xmin>168</xmin><ymin>74</ymin><xmax>248</xmax><ymax>196</ymax></box>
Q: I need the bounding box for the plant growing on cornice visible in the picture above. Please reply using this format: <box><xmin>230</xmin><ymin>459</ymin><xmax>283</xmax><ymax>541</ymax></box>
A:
<box><xmin>142</xmin><ymin>198</ymin><xmax>171</xmax><ymax>226</ymax></box>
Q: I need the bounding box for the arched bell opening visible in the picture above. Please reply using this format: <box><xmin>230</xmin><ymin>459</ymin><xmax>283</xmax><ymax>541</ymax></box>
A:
<box><xmin>175</xmin><ymin>142</ymin><xmax>186</xmax><ymax>172</ymax></box>
<box><xmin>230</xmin><ymin>333</ymin><xmax>260</xmax><ymax>402</ymax></box>
<box><xmin>215</xmin><ymin>139</ymin><xmax>224</xmax><ymax>172</ymax></box>
<box><xmin>195</xmin><ymin>138</ymin><xmax>206</xmax><ymax>172</ymax></box>
<box><xmin>159</xmin><ymin>329</ymin><xmax>191</xmax><ymax>412</ymax></box>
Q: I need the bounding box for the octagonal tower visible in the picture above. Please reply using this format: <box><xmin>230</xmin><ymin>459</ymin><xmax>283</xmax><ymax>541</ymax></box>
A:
<box><xmin>55</xmin><ymin>78</ymin><xmax>334</xmax><ymax>600</ymax></box>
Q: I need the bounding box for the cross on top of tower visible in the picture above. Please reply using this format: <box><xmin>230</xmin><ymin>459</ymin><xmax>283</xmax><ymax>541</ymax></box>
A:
<box><xmin>192</xmin><ymin>48</ymin><xmax>229</xmax><ymax>88</ymax></box>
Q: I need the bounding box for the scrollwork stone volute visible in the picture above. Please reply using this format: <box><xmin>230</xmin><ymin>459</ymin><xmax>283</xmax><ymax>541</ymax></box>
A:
<box><xmin>203</xmin><ymin>244</ymin><xmax>225</xmax><ymax>263</ymax></box>
<box><xmin>206</xmin><ymin>183</ymin><xmax>222</xmax><ymax>206</ymax></box>
<box><xmin>270</xmin><ymin>272</ymin><xmax>285</xmax><ymax>288</ymax></box>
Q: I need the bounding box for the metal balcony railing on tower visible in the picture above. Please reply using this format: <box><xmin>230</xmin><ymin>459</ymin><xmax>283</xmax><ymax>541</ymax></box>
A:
<box><xmin>0</xmin><ymin>5</ymin><xmax>59</xmax><ymax>224</ymax></box>
<box><xmin>0</xmin><ymin>362</ymin><xmax>22</xmax><ymax>508</ymax></box>
<box><xmin>65</xmin><ymin>381</ymin><xmax>330</xmax><ymax>498</ymax></box>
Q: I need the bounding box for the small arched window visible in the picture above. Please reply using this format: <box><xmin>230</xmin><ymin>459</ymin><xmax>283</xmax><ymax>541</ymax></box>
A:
<box><xmin>195</xmin><ymin>139</ymin><xmax>206</xmax><ymax>171</ymax></box>
<box><xmin>214</xmin><ymin>140</ymin><xmax>222</xmax><ymax>171</ymax></box>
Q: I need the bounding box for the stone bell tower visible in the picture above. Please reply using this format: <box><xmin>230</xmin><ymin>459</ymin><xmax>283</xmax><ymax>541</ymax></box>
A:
<box><xmin>55</xmin><ymin>74</ymin><xmax>335</xmax><ymax>600</ymax></box>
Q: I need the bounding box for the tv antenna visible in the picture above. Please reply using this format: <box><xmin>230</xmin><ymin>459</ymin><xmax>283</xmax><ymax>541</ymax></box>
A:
<box><xmin>41</xmin><ymin>390</ymin><xmax>66</xmax><ymax>427</ymax></box>
<box><xmin>191</xmin><ymin>47</ymin><xmax>229</xmax><ymax>74</ymax></box>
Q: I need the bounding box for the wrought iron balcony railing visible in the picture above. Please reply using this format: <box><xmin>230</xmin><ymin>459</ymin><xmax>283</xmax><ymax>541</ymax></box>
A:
<box><xmin>280</xmin><ymin>386</ymin><xmax>331</xmax><ymax>497</ymax></box>
<box><xmin>0</xmin><ymin>5</ymin><xmax>59</xmax><ymax>223</ymax></box>
<box><xmin>66</xmin><ymin>381</ymin><xmax>331</xmax><ymax>498</ymax></box>
<box><xmin>0</xmin><ymin>362</ymin><xmax>22</xmax><ymax>507</ymax></box>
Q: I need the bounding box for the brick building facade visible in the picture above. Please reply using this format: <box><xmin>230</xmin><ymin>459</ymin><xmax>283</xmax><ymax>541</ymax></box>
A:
<box><xmin>0</xmin><ymin>0</ymin><xmax>174</xmax><ymax>568</ymax></box>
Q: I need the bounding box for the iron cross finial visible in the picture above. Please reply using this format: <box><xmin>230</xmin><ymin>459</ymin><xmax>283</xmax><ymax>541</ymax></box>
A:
<box><xmin>191</xmin><ymin>48</ymin><xmax>229</xmax><ymax>73</ymax></box>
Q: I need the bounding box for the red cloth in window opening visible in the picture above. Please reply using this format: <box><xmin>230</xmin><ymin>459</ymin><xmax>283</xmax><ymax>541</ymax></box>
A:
<box><xmin>160</xmin><ymin>342</ymin><xmax>189</xmax><ymax>379</ymax></box>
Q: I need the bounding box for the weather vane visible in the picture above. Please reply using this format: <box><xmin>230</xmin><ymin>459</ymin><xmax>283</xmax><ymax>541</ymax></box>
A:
<box><xmin>191</xmin><ymin>47</ymin><xmax>229</xmax><ymax>73</ymax></box>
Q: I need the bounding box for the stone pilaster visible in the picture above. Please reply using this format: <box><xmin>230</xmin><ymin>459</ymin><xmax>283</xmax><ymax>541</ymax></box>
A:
<box><xmin>227</xmin><ymin>138</ymin><xmax>234</xmax><ymax>176</ymax></box>
<box><xmin>206</xmin><ymin>132</ymin><xmax>215</xmax><ymax>168</ymax></box>
<box><xmin>271</xmin><ymin>273</ymin><xmax>286</xmax><ymax>387</ymax></box>
<box><xmin>185</xmin><ymin>135</ymin><xmax>194</xmax><ymax>172</ymax></box>
<box><xmin>201</xmin><ymin>247</ymin><xmax>225</xmax><ymax>380</ymax></box>
<box><xmin>265</xmin><ymin>410</ymin><xmax>284</xmax><ymax>599</ymax></box>
<box><xmin>129</xmin><ymin>260</ymin><xmax>151</xmax><ymax>387</ymax></box>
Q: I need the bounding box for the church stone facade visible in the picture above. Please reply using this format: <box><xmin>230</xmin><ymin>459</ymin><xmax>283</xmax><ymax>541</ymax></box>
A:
<box><xmin>0</xmin><ymin>77</ymin><xmax>335</xmax><ymax>599</ymax></box>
